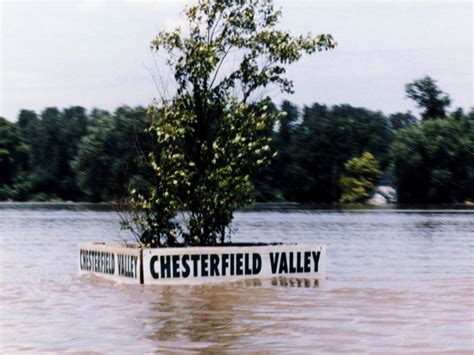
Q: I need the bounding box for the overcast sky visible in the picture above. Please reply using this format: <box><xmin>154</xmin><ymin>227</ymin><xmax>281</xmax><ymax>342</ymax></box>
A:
<box><xmin>1</xmin><ymin>0</ymin><xmax>472</xmax><ymax>121</ymax></box>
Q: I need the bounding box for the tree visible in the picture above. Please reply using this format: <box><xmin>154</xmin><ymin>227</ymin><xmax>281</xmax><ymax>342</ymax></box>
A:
<box><xmin>283</xmin><ymin>103</ymin><xmax>391</xmax><ymax>203</ymax></box>
<box><xmin>278</xmin><ymin>100</ymin><xmax>299</xmax><ymax>145</ymax></box>
<box><xmin>389</xmin><ymin>112</ymin><xmax>417</xmax><ymax>131</ymax></box>
<box><xmin>22</xmin><ymin>107</ymin><xmax>89</xmax><ymax>200</ymax></box>
<box><xmin>16</xmin><ymin>110</ymin><xmax>39</xmax><ymax>197</ymax></box>
<box><xmin>267</xmin><ymin>100</ymin><xmax>299</xmax><ymax>200</ymax></box>
<box><xmin>389</xmin><ymin>117</ymin><xmax>474</xmax><ymax>203</ymax></box>
<box><xmin>123</xmin><ymin>0</ymin><xmax>336</xmax><ymax>247</ymax></box>
<box><xmin>338</xmin><ymin>152</ymin><xmax>380</xmax><ymax>204</ymax></box>
<box><xmin>73</xmin><ymin>106</ymin><xmax>152</xmax><ymax>201</ymax></box>
<box><xmin>17</xmin><ymin>110</ymin><xmax>38</xmax><ymax>132</ymax></box>
<box><xmin>250</xmin><ymin>100</ymin><xmax>280</xmax><ymax>202</ymax></box>
<box><xmin>0</xmin><ymin>118</ymin><xmax>29</xmax><ymax>199</ymax></box>
<box><xmin>405</xmin><ymin>76</ymin><xmax>451</xmax><ymax>120</ymax></box>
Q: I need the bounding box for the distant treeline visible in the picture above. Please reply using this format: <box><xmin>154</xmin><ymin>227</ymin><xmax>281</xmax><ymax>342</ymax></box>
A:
<box><xmin>1</xmin><ymin>77</ymin><xmax>473</xmax><ymax>204</ymax></box>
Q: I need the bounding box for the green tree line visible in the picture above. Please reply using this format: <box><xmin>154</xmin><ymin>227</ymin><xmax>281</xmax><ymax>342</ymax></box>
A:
<box><xmin>1</xmin><ymin>76</ymin><xmax>473</xmax><ymax>204</ymax></box>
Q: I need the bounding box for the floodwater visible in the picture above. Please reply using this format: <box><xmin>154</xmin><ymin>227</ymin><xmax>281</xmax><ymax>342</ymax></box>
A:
<box><xmin>1</xmin><ymin>204</ymin><xmax>473</xmax><ymax>352</ymax></box>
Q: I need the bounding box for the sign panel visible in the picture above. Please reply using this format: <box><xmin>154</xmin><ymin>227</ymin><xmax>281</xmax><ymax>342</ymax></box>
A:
<box><xmin>78</xmin><ymin>243</ymin><xmax>142</xmax><ymax>284</ymax></box>
<box><xmin>142</xmin><ymin>244</ymin><xmax>325</xmax><ymax>285</ymax></box>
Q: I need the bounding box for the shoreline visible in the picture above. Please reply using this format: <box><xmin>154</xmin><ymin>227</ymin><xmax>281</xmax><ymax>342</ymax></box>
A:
<box><xmin>0</xmin><ymin>201</ymin><xmax>473</xmax><ymax>211</ymax></box>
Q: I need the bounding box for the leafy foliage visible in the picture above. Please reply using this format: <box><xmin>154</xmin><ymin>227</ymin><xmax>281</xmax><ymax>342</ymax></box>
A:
<box><xmin>73</xmin><ymin>106</ymin><xmax>152</xmax><ymax>201</ymax></box>
<box><xmin>1</xmin><ymin>65</ymin><xmax>471</xmax><ymax>215</ymax></box>
<box><xmin>405</xmin><ymin>76</ymin><xmax>451</xmax><ymax>120</ymax></box>
<box><xmin>278</xmin><ymin>103</ymin><xmax>392</xmax><ymax>203</ymax></box>
<box><xmin>339</xmin><ymin>152</ymin><xmax>381</xmax><ymax>204</ymax></box>
<box><xmin>24</xmin><ymin>107</ymin><xmax>88</xmax><ymax>200</ymax></box>
<box><xmin>0</xmin><ymin>118</ymin><xmax>29</xmax><ymax>199</ymax></box>
<box><xmin>389</xmin><ymin>116</ymin><xmax>474</xmax><ymax>203</ymax></box>
<box><xmin>0</xmin><ymin>106</ymin><xmax>155</xmax><ymax>202</ymax></box>
<box><xmin>388</xmin><ymin>112</ymin><xmax>417</xmax><ymax>131</ymax></box>
<box><xmin>123</xmin><ymin>0</ymin><xmax>335</xmax><ymax>246</ymax></box>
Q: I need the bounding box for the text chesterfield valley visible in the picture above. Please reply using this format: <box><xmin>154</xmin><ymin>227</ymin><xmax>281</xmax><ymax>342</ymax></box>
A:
<box><xmin>80</xmin><ymin>249</ymin><xmax>139</xmax><ymax>279</ymax></box>
<box><xmin>78</xmin><ymin>244</ymin><xmax>325</xmax><ymax>284</ymax></box>
<box><xmin>149</xmin><ymin>251</ymin><xmax>321</xmax><ymax>279</ymax></box>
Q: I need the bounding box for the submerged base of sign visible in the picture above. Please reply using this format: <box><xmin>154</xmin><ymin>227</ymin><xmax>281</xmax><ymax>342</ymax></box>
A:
<box><xmin>78</xmin><ymin>243</ymin><xmax>325</xmax><ymax>285</ymax></box>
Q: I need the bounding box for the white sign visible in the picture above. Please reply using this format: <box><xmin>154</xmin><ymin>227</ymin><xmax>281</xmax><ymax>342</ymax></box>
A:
<box><xmin>78</xmin><ymin>243</ymin><xmax>142</xmax><ymax>284</ymax></box>
<box><xmin>142</xmin><ymin>244</ymin><xmax>325</xmax><ymax>285</ymax></box>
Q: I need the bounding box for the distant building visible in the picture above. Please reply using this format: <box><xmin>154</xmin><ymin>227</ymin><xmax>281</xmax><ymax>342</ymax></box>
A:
<box><xmin>368</xmin><ymin>185</ymin><xmax>397</xmax><ymax>205</ymax></box>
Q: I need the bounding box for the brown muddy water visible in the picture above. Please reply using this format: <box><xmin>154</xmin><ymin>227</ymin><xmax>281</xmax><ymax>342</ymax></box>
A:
<box><xmin>0</xmin><ymin>205</ymin><xmax>473</xmax><ymax>352</ymax></box>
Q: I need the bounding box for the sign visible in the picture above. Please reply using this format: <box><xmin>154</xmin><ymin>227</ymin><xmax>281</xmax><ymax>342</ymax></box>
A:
<box><xmin>78</xmin><ymin>243</ymin><xmax>325</xmax><ymax>285</ymax></box>
<box><xmin>78</xmin><ymin>243</ymin><xmax>142</xmax><ymax>284</ymax></box>
<box><xmin>142</xmin><ymin>244</ymin><xmax>325</xmax><ymax>285</ymax></box>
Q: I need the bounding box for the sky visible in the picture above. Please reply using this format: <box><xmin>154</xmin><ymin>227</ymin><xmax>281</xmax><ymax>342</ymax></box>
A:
<box><xmin>0</xmin><ymin>0</ymin><xmax>472</xmax><ymax>121</ymax></box>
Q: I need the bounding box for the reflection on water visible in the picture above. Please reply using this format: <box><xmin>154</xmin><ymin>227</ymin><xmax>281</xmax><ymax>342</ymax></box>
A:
<box><xmin>144</xmin><ymin>279</ymin><xmax>321</xmax><ymax>352</ymax></box>
<box><xmin>0</xmin><ymin>205</ymin><xmax>473</xmax><ymax>352</ymax></box>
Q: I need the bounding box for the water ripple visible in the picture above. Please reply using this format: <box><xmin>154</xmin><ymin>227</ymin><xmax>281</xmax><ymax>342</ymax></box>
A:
<box><xmin>1</xmin><ymin>207</ymin><xmax>473</xmax><ymax>352</ymax></box>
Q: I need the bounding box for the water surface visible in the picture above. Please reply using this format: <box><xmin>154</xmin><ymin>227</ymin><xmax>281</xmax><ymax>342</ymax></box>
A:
<box><xmin>1</xmin><ymin>205</ymin><xmax>473</xmax><ymax>352</ymax></box>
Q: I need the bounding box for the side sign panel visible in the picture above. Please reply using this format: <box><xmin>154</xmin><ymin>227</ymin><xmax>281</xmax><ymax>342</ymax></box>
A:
<box><xmin>143</xmin><ymin>244</ymin><xmax>325</xmax><ymax>285</ymax></box>
<box><xmin>78</xmin><ymin>243</ymin><xmax>142</xmax><ymax>284</ymax></box>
